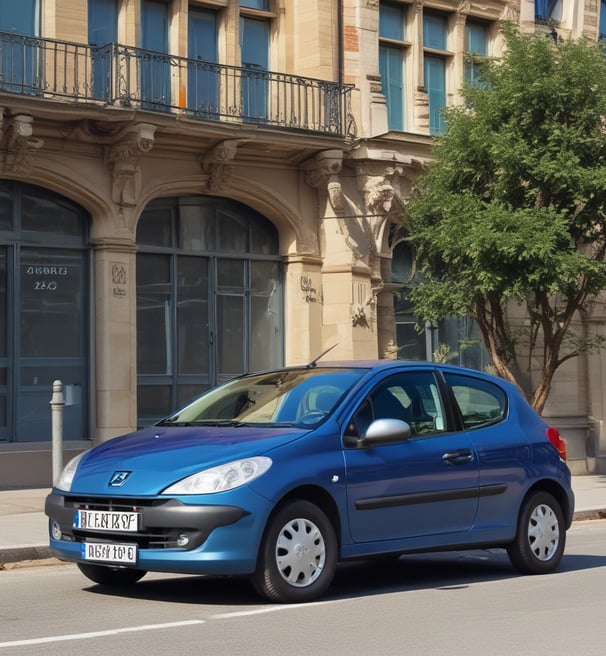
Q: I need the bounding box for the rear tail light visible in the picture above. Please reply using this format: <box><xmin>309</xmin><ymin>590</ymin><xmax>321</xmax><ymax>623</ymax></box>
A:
<box><xmin>546</xmin><ymin>426</ymin><xmax>567</xmax><ymax>461</ymax></box>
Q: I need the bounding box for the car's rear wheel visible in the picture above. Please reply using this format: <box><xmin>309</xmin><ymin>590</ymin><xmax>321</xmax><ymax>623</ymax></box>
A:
<box><xmin>252</xmin><ymin>499</ymin><xmax>337</xmax><ymax>603</ymax></box>
<box><xmin>507</xmin><ymin>491</ymin><xmax>565</xmax><ymax>574</ymax></box>
<box><xmin>77</xmin><ymin>563</ymin><xmax>147</xmax><ymax>586</ymax></box>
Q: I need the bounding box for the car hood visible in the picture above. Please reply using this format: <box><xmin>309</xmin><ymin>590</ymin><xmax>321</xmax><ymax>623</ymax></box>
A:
<box><xmin>69</xmin><ymin>425</ymin><xmax>309</xmax><ymax>495</ymax></box>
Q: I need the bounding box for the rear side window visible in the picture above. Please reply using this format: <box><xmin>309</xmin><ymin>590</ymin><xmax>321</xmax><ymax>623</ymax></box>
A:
<box><xmin>444</xmin><ymin>373</ymin><xmax>507</xmax><ymax>430</ymax></box>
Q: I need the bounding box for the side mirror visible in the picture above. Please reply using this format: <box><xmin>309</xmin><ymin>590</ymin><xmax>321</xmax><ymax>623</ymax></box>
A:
<box><xmin>343</xmin><ymin>418</ymin><xmax>411</xmax><ymax>448</ymax></box>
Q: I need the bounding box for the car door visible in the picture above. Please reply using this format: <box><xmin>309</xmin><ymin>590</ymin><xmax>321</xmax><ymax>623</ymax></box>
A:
<box><xmin>343</xmin><ymin>370</ymin><xmax>479</xmax><ymax>543</ymax></box>
<box><xmin>442</xmin><ymin>372</ymin><xmax>530</xmax><ymax>527</ymax></box>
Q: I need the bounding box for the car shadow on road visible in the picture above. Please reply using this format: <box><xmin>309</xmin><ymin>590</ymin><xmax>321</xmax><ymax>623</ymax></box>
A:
<box><xmin>81</xmin><ymin>548</ymin><xmax>606</xmax><ymax>606</ymax></box>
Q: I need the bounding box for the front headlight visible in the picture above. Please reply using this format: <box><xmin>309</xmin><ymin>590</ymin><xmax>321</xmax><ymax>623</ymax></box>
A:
<box><xmin>161</xmin><ymin>456</ymin><xmax>272</xmax><ymax>495</ymax></box>
<box><xmin>55</xmin><ymin>450</ymin><xmax>89</xmax><ymax>491</ymax></box>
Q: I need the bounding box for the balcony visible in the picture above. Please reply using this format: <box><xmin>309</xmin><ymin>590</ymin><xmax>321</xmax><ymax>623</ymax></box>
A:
<box><xmin>0</xmin><ymin>30</ymin><xmax>355</xmax><ymax>138</ymax></box>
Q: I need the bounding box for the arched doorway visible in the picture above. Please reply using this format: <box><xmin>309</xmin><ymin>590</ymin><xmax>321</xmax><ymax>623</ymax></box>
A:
<box><xmin>0</xmin><ymin>181</ymin><xmax>90</xmax><ymax>442</ymax></box>
<box><xmin>136</xmin><ymin>195</ymin><xmax>283</xmax><ymax>426</ymax></box>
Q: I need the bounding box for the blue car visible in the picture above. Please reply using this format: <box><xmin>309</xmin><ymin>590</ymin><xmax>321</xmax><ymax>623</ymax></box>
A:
<box><xmin>45</xmin><ymin>360</ymin><xmax>574</xmax><ymax>603</ymax></box>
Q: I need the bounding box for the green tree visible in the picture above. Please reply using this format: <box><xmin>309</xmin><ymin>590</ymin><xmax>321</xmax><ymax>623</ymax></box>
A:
<box><xmin>405</xmin><ymin>24</ymin><xmax>606</xmax><ymax>413</ymax></box>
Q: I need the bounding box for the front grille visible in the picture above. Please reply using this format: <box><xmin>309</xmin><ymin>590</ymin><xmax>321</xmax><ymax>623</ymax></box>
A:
<box><xmin>60</xmin><ymin>495</ymin><xmax>204</xmax><ymax>550</ymax></box>
<box><xmin>64</xmin><ymin>495</ymin><xmax>165</xmax><ymax>512</ymax></box>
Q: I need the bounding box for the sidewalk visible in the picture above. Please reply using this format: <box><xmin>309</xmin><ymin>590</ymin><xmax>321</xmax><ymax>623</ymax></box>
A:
<box><xmin>1</xmin><ymin>476</ymin><xmax>606</xmax><ymax>566</ymax></box>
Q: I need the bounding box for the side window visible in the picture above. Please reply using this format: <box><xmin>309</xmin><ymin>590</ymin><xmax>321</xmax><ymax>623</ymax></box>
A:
<box><xmin>444</xmin><ymin>373</ymin><xmax>507</xmax><ymax>430</ymax></box>
<box><xmin>349</xmin><ymin>371</ymin><xmax>446</xmax><ymax>437</ymax></box>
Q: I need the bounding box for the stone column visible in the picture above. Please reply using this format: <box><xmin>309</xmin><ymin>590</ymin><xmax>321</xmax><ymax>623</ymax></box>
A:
<box><xmin>304</xmin><ymin>149</ymin><xmax>377</xmax><ymax>359</ymax></box>
<box><xmin>283</xmin><ymin>254</ymin><xmax>324</xmax><ymax>366</ymax></box>
<box><xmin>92</xmin><ymin>122</ymin><xmax>156</xmax><ymax>442</ymax></box>
<box><xmin>92</xmin><ymin>238</ymin><xmax>138</xmax><ymax>443</ymax></box>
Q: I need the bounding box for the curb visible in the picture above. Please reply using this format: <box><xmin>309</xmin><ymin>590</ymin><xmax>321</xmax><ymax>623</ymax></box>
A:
<box><xmin>0</xmin><ymin>545</ymin><xmax>52</xmax><ymax>566</ymax></box>
<box><xmin>572</xmin><ymin>509</ymin><xmax>606</xmax><ymax>521</ymax></box>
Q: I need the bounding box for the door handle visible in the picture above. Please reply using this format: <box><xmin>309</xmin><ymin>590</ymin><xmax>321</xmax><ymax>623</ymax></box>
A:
<box><xmin>442</xmin><ymin>449</ymin><xmax>474</xmax><ymax>465</ymax></box>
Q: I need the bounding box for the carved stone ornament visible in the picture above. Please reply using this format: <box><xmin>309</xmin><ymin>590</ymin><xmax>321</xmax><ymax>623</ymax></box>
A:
<box><xmin>202</xmin><ymin>139</ymin><xmax>248</xmax><ymax>192</ymax></box>
<box><xmin>106</xmin><ymin>123</ymin><xmax>157</xmax><ymax>207</ymax></box>
<box><xmin>1</xmin><ymin>112</ymin><xmax>43</xmax><ymax>174</ymax></box>
<box><xmin>304</xmin><ymin>150</ymin><xmax>345</xmax><ymax>215</ymax></box>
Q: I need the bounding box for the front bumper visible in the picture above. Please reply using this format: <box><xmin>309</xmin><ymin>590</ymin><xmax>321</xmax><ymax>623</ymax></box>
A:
<box><xmin>45</xmin><ymin>491</ymin><xmax>267</xmax><ymax>575</ymax></box>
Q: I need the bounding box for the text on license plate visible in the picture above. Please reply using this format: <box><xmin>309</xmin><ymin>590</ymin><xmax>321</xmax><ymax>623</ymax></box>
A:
<box><xmin>82</xmin><ymin>542</ymin><xmax>138</xmax><ymax>564</ymax></box>
<box><xmin>74</xmin><ymin>509</ymin><xmax>140</xmax><ymax>532</ymax></box>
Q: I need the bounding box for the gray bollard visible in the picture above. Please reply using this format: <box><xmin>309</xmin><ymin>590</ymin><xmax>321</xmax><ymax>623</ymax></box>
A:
<box><xmin>50</xmin><ymin>380</ymin><xmax>65</xmax><ymax>485</ymax></box>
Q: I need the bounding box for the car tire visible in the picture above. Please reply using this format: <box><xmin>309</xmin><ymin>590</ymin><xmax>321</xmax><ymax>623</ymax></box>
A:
<box><xmin>252</xmin><ymin>499</ymin><xmax>337</xmax><ymax>603</ymax></box>
<box><xmin>77</xmin><ymin>563</ymin><xmax>147</xmax><ymax>586</ymax></box>
<box><xmin>507</xmin><ymin>491</ymin><xmax>566</xmax><ymax>574</ymax></box>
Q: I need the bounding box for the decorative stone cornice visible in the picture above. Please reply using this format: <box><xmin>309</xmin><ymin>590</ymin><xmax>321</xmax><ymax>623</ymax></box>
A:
<box><xmin>105</xmin><ymin>123</ymin><xmax>157</xmax><ymax>207</ymax></box>
<box><xmin>1</xmin><ymin>112</ymin><xmax>44</xmax><ymax>174</ymax></box>
<box><xmin>202</xmin><ymin>139</ymin><xmax>248</xmax><ymax>192</ymax></box>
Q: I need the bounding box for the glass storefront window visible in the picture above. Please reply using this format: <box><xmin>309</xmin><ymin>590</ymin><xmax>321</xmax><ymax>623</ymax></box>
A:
<box><xmin>137</xmin><ymin>253</ymin><xmax>171</xmax><ymax>375</ymax></box>
<box><xmin>136</xmin><ymin>196</ymin><xmax>282</xmax><ymax>425</ymax></box>
<box><xmin>250</xmin><ymin>260</ymin><xmax>281</xmax><ymax>371</ymax></box>
<box><xmin>177</xmin><ymin>256</ymin><xmax>209</xmax><ymax>374</ymax></box>
<box><xmin>0</xmin><ymin>182</ymin><xmax>90</xmax><ymax>443</ymax></box>
<box><xmin>0</xmin><ymin>184</ymin><xmax>12</xmax><ymax>232</ymax></box>
<box><xmin>0</xmin><ymin>249</ymin><xmax>6</xmax><ymax>359</ymax></box>
<box><xmin>137</xmin><ymin>204</ymin><xmax>173</xmax><ymax>247</ymax></box>
<box><xmin>217</xmin><ymin>210</ymin><xmax>249</xmax><ymax>252</ymax></box>
<box><xmin>20</xmin><ymin>250</ymin><xmax>84</xmax><ymax>357</ymax></box>
<box><xmin>180</xmin><ymin>203</ymin><xmax>215</xmax><ymax>251</ymax></box>
<box><xmin>217</xmin><ymin>294</ymin><xmax>245</xmax><ymax>375</ymax></box>
<box><xmin>21</xmin><ymin>190</ymin><xmax>84</xmax><ymax>244</ymax></box>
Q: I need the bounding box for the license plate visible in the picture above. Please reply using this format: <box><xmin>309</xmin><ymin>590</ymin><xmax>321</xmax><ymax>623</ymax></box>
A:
<box><xmin>82</xmin><ymin>542</ymin><xmax>138</xmax><ymax>564</ymax></box>
<box><xmin>74</xmin><ymin>509</ymin><xmax>140</xmax><ymax>532</ymax></box>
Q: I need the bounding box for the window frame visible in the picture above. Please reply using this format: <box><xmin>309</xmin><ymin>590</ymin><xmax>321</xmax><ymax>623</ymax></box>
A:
<box><xmin>422</xmin><ymin>10</ymin><xmax>453</xmax><ymax>136</ymax></box>
<box><xmin>379</xmin><ymin>1</ymin><xmax>410</xmax><ymax>132</ymax></box>
<box><xmin>443</xmin><ymin>372</ymin><xmax>508</xmax><ymax>431</ymax></box>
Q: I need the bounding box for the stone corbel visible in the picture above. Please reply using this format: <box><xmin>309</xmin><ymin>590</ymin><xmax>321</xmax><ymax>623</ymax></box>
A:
<box><xmin>457</xmin><ymin>0</ymin><xmax>471</xmax><ymax>18</ymax></box>
<box><xmin>3</xmin><ymin>114</ymin><xmax>43</xmax><ymax>174</ymax></box>
<box><xmin>304</xmin><ymin>149</ymin><xmax>345</xmax><ymax>215</ymax></box>
<box><xmin>106</xmin><ymin>123</ymin><xmax>157</xmax><ymax>207</ymax></box>
<box><xmin>357</xmin><ymin>162</ymin><xmax>405</xmax><ymax>222</ymax></box>
<box><xmin>202</xmin><ymin>139</ymin><xmax>248</xmax><ymax>192</ymax></box>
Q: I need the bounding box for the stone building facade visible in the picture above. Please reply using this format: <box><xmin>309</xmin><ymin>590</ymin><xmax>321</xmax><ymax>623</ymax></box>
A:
<box><xmin>1</xmin><ymin>0</ymin><xmax>605</xmax><ymax>486</ymax></box>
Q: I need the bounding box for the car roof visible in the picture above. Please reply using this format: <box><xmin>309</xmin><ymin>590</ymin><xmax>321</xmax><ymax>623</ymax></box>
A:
<box><xmin>272</xmin><ymin>360</ymin><xmax>514</xmax><ymax>388</ymax></box>
<box><xmin>271</xmin><ymin>359</ymin><xmax>477</xmax><ymax>375</ymax></box>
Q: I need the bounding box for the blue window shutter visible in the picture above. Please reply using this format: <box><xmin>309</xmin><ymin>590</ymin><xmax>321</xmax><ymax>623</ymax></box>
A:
<box><xmin>0</xmin><ymin>0</ymin><xmax>37</xmax><ymax>34</ymax></box>
<box><xmin>380</xmin><ymin>45</ymin><xmax>404</xmax><ymax>131</ymax></box>
<box><xmin>88</xmin><ymin>0</ymin><xmax>117</xmax><ymax>46</ymax></box>
<box><xmin>424</xmin><ymin>55</ymin><xmax>446</xmax><ymax>135</ymax></box>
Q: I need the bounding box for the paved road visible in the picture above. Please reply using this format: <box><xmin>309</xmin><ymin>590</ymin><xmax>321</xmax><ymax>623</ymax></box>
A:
<box><xmin>2</xmin><ymin>519</ymin><xmax>606</xmax><ymax>656</ymax></box>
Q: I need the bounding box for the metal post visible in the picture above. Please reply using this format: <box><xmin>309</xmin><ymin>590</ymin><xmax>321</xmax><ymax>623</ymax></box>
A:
<box><xmin>50</xmin><ymin>380</ymin><xmax>65</xmax><ymax>485</ymax></box>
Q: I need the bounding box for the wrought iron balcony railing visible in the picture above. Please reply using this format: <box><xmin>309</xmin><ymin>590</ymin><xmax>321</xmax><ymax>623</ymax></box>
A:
<box><xmin>0</xmin><ymin>30</ymin><xmax>356</xmax><ymax>138</ymax></box>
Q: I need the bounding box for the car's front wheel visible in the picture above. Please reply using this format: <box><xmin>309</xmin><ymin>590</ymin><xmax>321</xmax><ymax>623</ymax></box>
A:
<box><xmin>507</xmin><ymin>491</ymin><xmax>566</xmax><ymax>574</ymax></box>
<box><xmin>77</xmin><ymin>563</ymin><xmax>147</xmax><ymax>586</ymax></box>
<box><xmin>252</xmin><ymin>499</ymin><xmax>337</xmax><ymax>603</ymax></box>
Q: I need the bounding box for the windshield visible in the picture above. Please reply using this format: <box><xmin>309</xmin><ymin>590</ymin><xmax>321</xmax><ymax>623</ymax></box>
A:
<box><xmin>158</xmin><ymin>367</ymin><xmax>366</xmax><ymax>428</ymax></box>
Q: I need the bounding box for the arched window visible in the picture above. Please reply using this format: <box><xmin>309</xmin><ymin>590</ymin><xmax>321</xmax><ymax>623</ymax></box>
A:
<box><xmin>0</xmin><ymin>181</ymin><xmax>90</xmax><ymax>442</ymax></box>
<box><xmin>136</xmin><ymin>196</ymin><xmax>283</xmax><ymax>426</ymax></box>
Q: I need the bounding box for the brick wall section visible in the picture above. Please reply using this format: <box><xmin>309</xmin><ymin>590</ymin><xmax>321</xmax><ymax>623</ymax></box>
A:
<box><xmin>343</xmin><ymin>24</ymin><xmax>360</xmax><ymax>52</ymax></box>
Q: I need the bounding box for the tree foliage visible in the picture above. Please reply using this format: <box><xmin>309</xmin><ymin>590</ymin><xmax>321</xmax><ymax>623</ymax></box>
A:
<box><xmin>405</xmin><ymin>24</ymin><xmax>606</xmax><ymax>413</ymax></box>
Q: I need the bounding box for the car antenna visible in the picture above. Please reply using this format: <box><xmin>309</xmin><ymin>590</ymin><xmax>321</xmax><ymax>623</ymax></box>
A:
<box><xmin>306</xmin><ymin>343</ymin><xmax>338</xmax><ymax>369</ymax></box>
